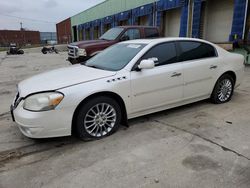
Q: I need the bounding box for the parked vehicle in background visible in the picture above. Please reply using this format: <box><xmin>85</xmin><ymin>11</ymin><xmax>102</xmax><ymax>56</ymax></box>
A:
<box><xmin>47</xmin><ymin>40</ymin><xmax>58</xmax><ymax>45</ymax></box>
<box><xmin>11</xmin><ymin>38</ymin><xmax>244</xmax><ymax>140</ymax></box>
<box><xmin>68</xmin><ymin>26</ymin><xmax>160</xmax><ymax>64</ymax></box>
<box><xmin>41</xmin><ymin>45</ymin><xmax>59</xmax><ymax>54</ymax></box>
<box><xmin>6</xmin><ymin>43</ymin><xmax>24</xmax><ymax>55</ymax></box>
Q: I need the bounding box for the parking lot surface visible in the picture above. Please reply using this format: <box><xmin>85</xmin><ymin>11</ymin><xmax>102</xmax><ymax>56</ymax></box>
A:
<box><xmin>0</xmin><ymin>51</ymin><xmax>250</xmax><ymax>188</ymax></box>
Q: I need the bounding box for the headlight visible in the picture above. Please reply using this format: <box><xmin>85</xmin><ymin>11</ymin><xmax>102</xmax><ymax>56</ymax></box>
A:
<box><xmin>78</xmin><ymin>48</ymin><xmax>87</xmax><ymax>56</ymax></box>
<box><xmin>23</xmin><ymin>92</ymin><xmax>64</xmax><ymax>112</ymax></box>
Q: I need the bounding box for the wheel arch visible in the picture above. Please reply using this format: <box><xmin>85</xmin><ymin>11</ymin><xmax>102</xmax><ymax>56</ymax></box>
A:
<box><xmin>211</xmin><ymin>70</ymin><xmax>237</xmax><ymax>99</ymax></box>
<box><xmin>71</xmin><ymin>91</ymin><xmax>128</xmax><ymax>136</ymax></box>
<box><xmin>220</xmin><ymin>71</ymin><xmax>237</xmax><ymax>84</ymax></box>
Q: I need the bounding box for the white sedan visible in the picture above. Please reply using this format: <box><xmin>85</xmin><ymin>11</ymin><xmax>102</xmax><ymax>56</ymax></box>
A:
<box><xmin>11</xmin><ymin>38</ymin><xmax>245</xmax><ymax>139</ymax></box>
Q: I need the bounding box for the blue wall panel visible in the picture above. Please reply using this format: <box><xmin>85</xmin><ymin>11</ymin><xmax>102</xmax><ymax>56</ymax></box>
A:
<box><xmin>115</xmin><ymin>10</ymin><xmax>131</xmax><ymax>22</ymax></box>
<box><xmin>156</xmin><ymin>11</ymin><xmax>162</xmax><ymax>27</ymax></box>
<box><xmin>157</xmin><ymin>0</ymin><xmax>184</xmax><ymax>11</ymax></box>
<box><xmin>191</xmin><ymin>0</ymin><xmax>202</xmax><ymax>38</ymax></box>
<box><xmin>132</xmin><ymin>3</ymin><xmax>154</xmax><ymax>26</ymax></box>
<box><xmin>230</xmin><ymin>0</ymin><xmax>248</xmax><ymax>41</ymax></box>
<box><xmin>179</xmin><ymin>5</ymin><xmax>189</xmax><ymax>37</ymax></box>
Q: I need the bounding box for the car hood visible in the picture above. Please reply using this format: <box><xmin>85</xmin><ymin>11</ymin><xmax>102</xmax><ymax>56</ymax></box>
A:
<box><xmin>70</xmin><ymin>39</ymin><xmax>113</xmax><ymax>48</ymax></box>
<box><xmin>18</xmin><ymin>65</ymin><xmax>116</xmax><ymax>97</ymax></box>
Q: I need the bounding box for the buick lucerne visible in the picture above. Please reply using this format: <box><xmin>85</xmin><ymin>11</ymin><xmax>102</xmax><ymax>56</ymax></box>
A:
<box><xmin>11</xmin><ymin>38</ymin><xmax>245</xmax><ymax>139</ymax></box>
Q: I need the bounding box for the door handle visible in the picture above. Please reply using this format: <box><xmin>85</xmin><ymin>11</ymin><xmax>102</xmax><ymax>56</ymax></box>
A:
<box><xmin>171</xmin><ymin>72</ymin><xmax>182</xmax><ymax>77</ymax></box>
<box><xmin>210</xmin><ymin>65</ymin><xmax>218</xmax><ymax>69</ymax></box>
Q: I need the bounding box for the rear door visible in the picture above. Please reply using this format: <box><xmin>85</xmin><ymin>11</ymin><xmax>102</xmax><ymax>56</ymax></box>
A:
<box><xmin>144</xmin><ymin>28</ymin><xmax>160</xmax><ymax>38</ymax></box>
<box><xmin>177</xmin><ymin>41</ymin><xmax>219</xmax><ymax>100</ymax></box>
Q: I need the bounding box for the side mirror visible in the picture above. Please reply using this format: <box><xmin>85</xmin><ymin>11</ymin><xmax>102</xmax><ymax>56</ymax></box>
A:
<box><xmin>120</xmin><ymin>35</ymin><xmax>129</xmax><ymax>41</ymax></box>
<box><xmin>138</xmin><ymin>59</ymin><xmax>155</xmax><ymax>70</ymax></box>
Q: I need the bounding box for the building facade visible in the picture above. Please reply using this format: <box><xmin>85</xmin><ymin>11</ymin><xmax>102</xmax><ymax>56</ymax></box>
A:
<box><xmin>0</xmin><ymin>30</ymin><xmax>40</xmax><ymax>46</ymax></box>
<box><xmin>58</xmin><ymin>0</ymin><xmax>249</xmax><ymax>43</ymax></box>
<box><xmin>56</xmin><ymin>18</ymin><xmax>72</xmax><ymax>44</ymax></box>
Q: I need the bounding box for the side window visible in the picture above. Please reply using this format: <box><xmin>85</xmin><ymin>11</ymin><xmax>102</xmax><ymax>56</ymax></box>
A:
<box><xmin>145</xmin><ymin>28</ymin><xmax>159</xmax><ymax>38</ymax></box>
<box><xmin>178</xmin><ymin>41</ymin><xmax>217</xmax><ymax>62</ymax></box>
<box><xmin>122</xmin><ymin>29</ymin><xmax>140</xmax><ymax>40</ymax></box>
<box><xmin>142</xmin><ymin>42</ymin><xmax>177</xmax><ymax>66</ymax></box>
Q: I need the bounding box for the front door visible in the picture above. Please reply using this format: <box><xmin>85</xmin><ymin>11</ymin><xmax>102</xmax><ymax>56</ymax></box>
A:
<box><xmin>130</xmin><ymin>42</ymin><xmax>183</xmax><ymax>113</ymax></box>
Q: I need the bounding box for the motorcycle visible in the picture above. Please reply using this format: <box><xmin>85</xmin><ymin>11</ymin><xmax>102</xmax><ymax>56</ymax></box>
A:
<box><xmin>6</xmin><ymin>43</ymin><xmax>24</xmax><ymax>55</ymax></box>
<box><xmin>41</xmin><ymin>45</ymin><xmax>59</xmax><ymax>54</ymax></box>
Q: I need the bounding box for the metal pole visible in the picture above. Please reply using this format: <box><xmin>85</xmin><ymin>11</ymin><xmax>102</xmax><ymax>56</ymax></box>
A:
<box><xmin>243</xmin><ymin>0</ymin><xmax>249</xmax><ymax>40</ymax></box>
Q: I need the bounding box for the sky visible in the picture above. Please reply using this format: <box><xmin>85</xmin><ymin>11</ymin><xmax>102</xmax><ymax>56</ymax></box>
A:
<box><xmin>0</xmin><ymin>0</ymin><xmax>105</xmax><ymax>32</ymax></box>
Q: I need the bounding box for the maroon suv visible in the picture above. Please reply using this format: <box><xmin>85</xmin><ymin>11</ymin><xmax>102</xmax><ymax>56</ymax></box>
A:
<box><xmin>68</xmin><ymin>26</ymin><xmax>160</xmax><ymax>64</ymax></box>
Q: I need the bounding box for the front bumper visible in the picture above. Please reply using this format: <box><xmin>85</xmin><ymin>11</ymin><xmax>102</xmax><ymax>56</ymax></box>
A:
<box><xmin>11</xmin><ymin>100</ymin><xmax>72</xmax><ymax>138</ymax></box>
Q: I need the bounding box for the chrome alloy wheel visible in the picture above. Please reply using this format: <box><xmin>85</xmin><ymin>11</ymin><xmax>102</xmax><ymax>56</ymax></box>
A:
<box><xmin>217</xmin><ymin>79</ymin><xmax>233</xmax><ymax>102</ymax></box>
<box><xmin>84</xmin><ymin>103</ymin><xmax>117</xmax><ymax>137</ymax></box>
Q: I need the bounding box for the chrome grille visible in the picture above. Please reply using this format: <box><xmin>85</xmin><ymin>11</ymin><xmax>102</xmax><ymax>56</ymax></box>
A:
<box><xmin>68</xmin><ymin>45</ymin><xmax>79</xmax><ymax>58</ymax></box>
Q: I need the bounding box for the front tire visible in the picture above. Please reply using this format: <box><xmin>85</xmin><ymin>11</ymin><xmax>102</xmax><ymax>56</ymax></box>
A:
<box><xmin>211</xmin><ymin>74</ymin><xmax>235</xmax><ymax>104</ymax></box>
<box><xmin>75</xmin><ymin>96</ymin><xmax>121</xmax><ymax>140</ymax></box>
<box><xmin>18</xmin><ymin>50</ymin><xmax>24</xmax><ymax>54</ymax></box>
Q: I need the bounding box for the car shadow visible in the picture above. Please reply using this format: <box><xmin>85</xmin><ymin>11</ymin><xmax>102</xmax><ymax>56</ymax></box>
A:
<box><xmin>127</xmin><ymin>99</ymin><xmax>210</xmax><ymax>127</ymax></box>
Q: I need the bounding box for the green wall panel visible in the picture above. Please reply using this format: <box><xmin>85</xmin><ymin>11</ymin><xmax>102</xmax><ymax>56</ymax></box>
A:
<box><xmin>71</xmin><ymin>0</ymin><xmax>156</xmax><ymax>26</ymax></box>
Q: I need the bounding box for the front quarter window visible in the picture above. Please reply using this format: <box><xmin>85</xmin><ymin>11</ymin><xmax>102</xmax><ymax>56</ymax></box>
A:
<box><xmin>85</xmin><ymin>43</ymin><xmax>146</xmax><ymax>71</ymax></box>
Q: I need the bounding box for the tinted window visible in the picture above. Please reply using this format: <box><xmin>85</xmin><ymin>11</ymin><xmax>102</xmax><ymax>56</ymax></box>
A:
<box><xmin>122</xmin><ymin>29</ymin><xmax>140</xmax><ymax>40</ymax></box>
<box><xmin>145</xmin><ymin>28</ymin><xmax>159</xmax><ymax>38</ymax></box>
<box><xmin>142</xmin><ymin>42</ymin><xmax>177</xmax><ymax>66</ymax></box>
<box><xmin>99</xmin><ymin>28</ymin><xmax>124</xmax><ymax>40</ymax></box>
<box><xmin>178</xmin><ymin>41</ymin><xmax>217</xmax><ymax>62</ymax></box>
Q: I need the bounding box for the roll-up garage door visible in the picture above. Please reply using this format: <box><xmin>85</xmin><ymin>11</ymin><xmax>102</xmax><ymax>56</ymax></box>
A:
<box><xmin>119</xmin><ymin>20</ymin><xmax>129</xmax><ymax>26</ymax></box>
<box><xmin>85</xmin><ymin>29</ymin><xmax>90</xmax><ymax>40</ymax></box>
<box><xmin>203</xmin><ymin>0</ymin><xmax>234</xmax><ymax>42</ymax></box>
<box><xmin>104</xmin><ymin>24</ymin><xmax>111</xmax><ymax>32</ymax></box>
<box><xmin>93</xmin><ymin>26</ymin><xmax>100</xmax><ymax>39</ymax></box>
<box><xmin>163</xmin><ymin>8</ymin><xmax>182</xmax><ymax>37</ymax></box>
<box><xmin>138</xmin><ymin>15</ymin><xmax>150</xmax><ymax>26</ymax></box>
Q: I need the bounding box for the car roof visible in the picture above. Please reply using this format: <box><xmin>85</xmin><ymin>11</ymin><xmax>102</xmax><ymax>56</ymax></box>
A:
<box><xmin>122</xmin><ymin>37</ymin><xmax>216</xmax><ymax>46</ymax></box>
<box><xmin>117</xmin><ymin>25</ymin><xmax>158</xmax><ymax>29</ymax></box>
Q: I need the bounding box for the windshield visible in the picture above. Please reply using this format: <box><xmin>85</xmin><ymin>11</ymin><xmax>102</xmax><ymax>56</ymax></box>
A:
<box><xmin>85</xmin><ymin>43</ymin><xmax>146</xmax><ymax>71</ymax></box>
<box><xmin>99</xmin><ymin>28</ymin><xmax>124</xmax><ymax>40</ymax></box>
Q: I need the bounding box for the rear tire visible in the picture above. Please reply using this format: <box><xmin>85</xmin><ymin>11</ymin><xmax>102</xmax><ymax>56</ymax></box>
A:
<box><xmin>75</xmin><ymin>96</ymin><xmax>121</xmax><ymax>140</ymax></box>
<box><xmin>211</xmin><ymin>74</ymin><xmax>235</xmax><ymax>104</ymax></box>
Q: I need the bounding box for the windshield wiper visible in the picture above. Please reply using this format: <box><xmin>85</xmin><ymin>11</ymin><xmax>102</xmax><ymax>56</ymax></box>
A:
<box><xmin>99</xmin><ymin>37</ymin><xmax>112</xmax><ymax>41</ymax></box>
<box><xmin>85</xmin><ymin>64</ymin><xmax>100</xmax><ymax>69</ymax></box>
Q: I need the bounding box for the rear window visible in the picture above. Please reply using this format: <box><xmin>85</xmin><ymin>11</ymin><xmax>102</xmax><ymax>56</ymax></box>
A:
<box><xmin>144</xmin><ymin>28</ymin><xmax>159</xmax><ymax>38</ymax></box>
<box><xmin>178</xmin><ymin>41</ymin><xmax>217</xmax><ymax>62</ymax></box>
